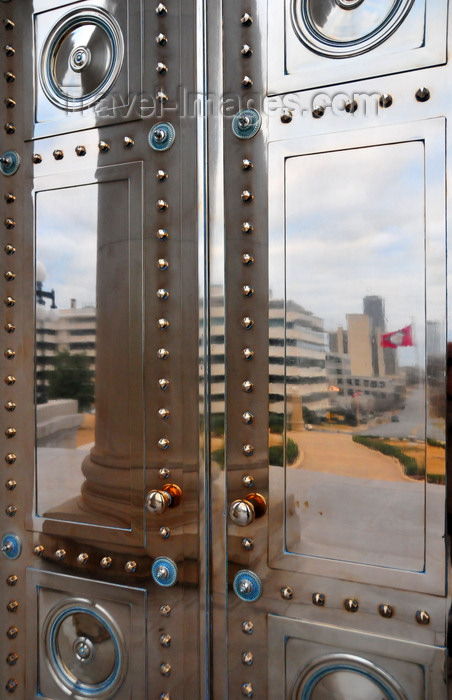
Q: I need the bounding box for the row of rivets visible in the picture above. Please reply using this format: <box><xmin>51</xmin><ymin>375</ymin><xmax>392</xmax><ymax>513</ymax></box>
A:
<box><xmin>31</xmin><ymin>545</ymin><xmax>137</xmax><ymax>571</ymax></box>
<box><xmin>310</xmin><ymin>593</ymin><xmax>430</xmax><ymax>623</ymax></box>
<box><xmin>281</xmin><ymin>88</ymin><xmax>430</xmax><ymax>123</ymax></box>
<box><xmin>31</xmin><ymin>139</ymin><xmax>138</xmax><ymax>164</ymax></box>
<box><xmin>3</xmin><ymin>26</ymin><xmax>16</xmax><ymax>143</ymax></box>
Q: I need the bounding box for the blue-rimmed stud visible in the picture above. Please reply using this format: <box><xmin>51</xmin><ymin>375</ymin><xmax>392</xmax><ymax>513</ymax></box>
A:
<box><xmin>149</xmin><ymin>122</ymin><xmax>176</xmax><ymax>151</ymax></box>
<box><xmin>0</xmin><ymin>151</ymin><xmax>20</xmax><ymax>176</ymax></box>
<box><xmin>232</xmin><ymin>109</ymin><xmax>261</xmax><ymax>140</ymax></box>
<box><xmin>152</xmin><ymin>556</ymin><xmax>178</xmax><ymax>587</ymax></box>
<box><xmin>233</xmin><ymin>570</ymin><xmax>262</xmax><ymax>602</ymax></box>
<box><xmin>1</xmin><ymin>533</ymin><xmax>21</xmax><ymax>559</ymax></box>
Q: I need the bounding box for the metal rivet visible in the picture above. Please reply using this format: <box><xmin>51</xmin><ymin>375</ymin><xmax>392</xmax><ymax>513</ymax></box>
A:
<box><xmin>158</xmin><ymin>258</ymin><xmax>169</xmax><ymax>270</ymax></box>
<box><xmin>75</xmin><ymin>145</ymin><xmax>86</xmax><ymax>156</ymax></box>
<box><xmin>5</xmin><ymin>480</ymin><xmax>16</xmax><ymax>491</ymax></box>
<box><xmin>4</xmin><ymin>123</ymin><xmax>15</xmax><ymax>134</ymax></box>
<box><xmin>156</xmin><ymin>3</ymin><xmax>168</xmax><ymax>15</ymax></box>
<box><xmin>379</xmin><ymin>604</ymin><xmax>393</xmax><ymax>618</ymax></box>
<box><xmin>312</xmin><ymin>105</ymin><xmax>325</xmax><ymax>118</ymax></box>
<box><xmin>4</xmin><ymin>72</ymin><xmax>15</xmax><ymax>83</ymax></box>
<box><xmin>243</xmin><ymin>348</ymin><xmax>254</xmax><ymax>360</ymax></box>
<box><xmin>242</xmin><ymin>286</ymin><xmax>254</xmax><ymax>298</ymax></box>
<box><xmin>157</xmin><ymin>199</ymin><xmax>169</xmax><ymax>211</ymax></box>
<box><xmin>242</xmin><ymin>411</ymin><xmax>254</xmax><ymax>424</ymax></box>
<box><xmin>242</xmin><ymin>222</ymin><xmax>254</xmax><ymax>234</ymax></box>
<box><xmin>125</xmin><ymin>560</ymin><xmax>136</xmax><ymax>573</ymax></box>
<box><xmin>280</xmin><ymin>109</ymin><xmax>293</xmax><ymax>124</ymax></box>
<box><xmin>4</xmin><ymin>271</ymin><xmax>16</xmax><ymax>281</ymax></box>
<box><xmin>4</xmin><ymin>193</ymin><xmax>15</xmax><ymax>203</ymax></box>
<box><xmin>242</xmin><ymin>443</ymin><xmax>254</xmax><ymax>456</ymax></box>
<box><xmin>6</xmin><ymin>575</ymin><xmax>18</xmax><ymax>586</ymax></box>
<box><xmin>6</xmin><ymin>601</ymin><xmax>18</xmax><ymax>613</ymax></box>
<box><xmin>241</xmin><ymin>13</ymin><xmax>253</xmax><ymax>25</ymax></box>
<box><xmin>242</xmin><ymin>651</ymin><xmax>254</xmax><ymax>666</ymax></box>
<box><xmin>242</xmin><ymin>253</ymin><xmax>254</xmax><ymax>265</ymax></box>
<box><xmin>5</xmin><ymin>323</ymin><xmax>15</xmax><ymax>332</ymax></box>
<box><xmin>5</xmin><ymin>427</ymin><xmax>16</xmax><ymax>438</ymax></box>
<box><xmin>160</xmin><ymin>604</ymin><xmax>171</xmax><ymax>616</ymax></box>
<box><xmin>5</xmin><ymin>245</ymin><xmax>15</xmax><ymax>255</ymax></box>
<box><xmin>242</xmin><ymin>380</ymin><xmax>254</xmax><ymax>392</ymax></box>
<box><xmin>123</xmin><ymin>136</ymin><xmax>134</xmax><ymax>148</ymax></box>
<box><xmin>33</xmin><ymin>545</ymin><xmax>44</xmax><ymax>556</ymax></box>
<box><xmin>157</xmin><ymin>288</ymin><xmax>169</xmax><ymax>300</ymax></box>
<box><xmin>241</xmin><ymin>44</ymin><xmax>253</xmax><ymax>57</ymax></box>
<box><xmin>4</xmin><ymin>376</ymin><xmax>15</xmax><ymax>385</ymax></box>
<box><xmin>4</xmin><ymin>218</ymin><xmax>14</xmax><ymax>230</ymax></box>
<box><xmin>242</xmin><ymin>620</ymin><xmax>254</xmax><ymax>634</ymax></box>
<box><xmin>281</xmin><ymin>586</ymin><xmax>294</xmax><ymax>600</ymax></box>
<box><xmin>157</xmin><ymin>229</ymin><xmax>169</xmax><ymax>240</ymax></box>
<box><xmin>156</xmin><ymin>169</ymin><xmax>168</xmax><ymax>181</ymax></box>
<box><xmin>3</xmin><ymin>19</ymin><xmax>15</xmax><ymax>30</ymax></box>
<box><xmin>157</xmin><ymin>348</ymin><xmax>169</xmax><ymax>359</ymax></box>
<box><xmin>77</xmin><ymin>553</ymin><xmax>89</xmax><ymax>565</ymax></box>
<box><xmin>5</xmin><ymin>504</ymin><xmax>16</xmax><ymax>517</ymax></box>
<box><xmin>156</xmin><ymin>62</ymin><xmax>168</xmax><ymax>74</ymax></box>
<box><xmin>344</xmin><ymin>598</ymin><xmax>359</xmax><ymax>613</ymax></box>
<box><xmin>5</xmin><ymin>402</ymin><xmax>16</xmax><ymax>412</ymax></box>
<box><xmin>6</xmin><ymin>627</ymin><xmax>17</xmax><ymax>640</ymax></box>
<box><xmin>160</xmin><ymin>662</ymin><xmax>172</xmax><ymax>676</ymax></box>
<box><xmin>55</xmin><ymin>549</ymin><xmax>66</xmax><ymax>560</ymax></box>
<box><xmin>160</xmin><ymin>526</ymin><xmax>171</xmax><ymax>539</ymax></box>
<box><xmin>159</xmin><ymin>408</ymin><xmax>170</xmax><ymax>419</ymax></box>
<box><xmin>242</xmin><ymin>159</ymin><xmax>253</xmax><ymax>170</ymax></box>
<box><xmin>159</xmin><ymin>467</ymin><xmax>170</xmax><ymax>479</ymax></box>
<box><xmin>158</xmin><ymin>437</ymin><xmax>170</xmax><ymax>450</ymax></box>
<box><xmin>53</xmin><ymin>150</ymin><xmax>64</xmax><ymax>160</ymax></box>
<box><xmin>160</xmin><ymin>633</ymin><xmax>172</xmax><ymax>647</ymax></box>
<box><xmin>6</xmin><ymin>652</ymin><xmax>18</xmax><ymax>665</ymax></box>
<box><xmin>5</xmin><ymin>453</ymin><xmax>16</xmax><ymax>463</ymax></box>
<box><xmin>242</xmin><ymin>76</ymin><xmax>253</xmax><ymax>88</ymax></box>
<box><xmin>4</xmin><ymin>98</ymin><xmax>15</xmax><ymax>109</ymax></box>
<box><xmin>312</xmin><ymin>592</ymin><xmax>325</xmax><ymax>606</ymax></box>
<box><xmin>32</xmin><ymin>153</ymin><xmax>42</xmax><ymax>164</ymax></box>
<box><xmin>241</xmin><ymin>537</ymin><xmax>254</xmax><ymax>550</ymax></box>
<box><xmin>345</xmin><ymin>100</ymin><xmax>358</xmax><ymax>113</ymax></box>
<box><xmin>242</xmin><ymin>475</ymin><xmax>254</xmax><ymax>487</ymax></box>
<box><xmin>156</xmin><ymin>33</ymin><xmax>168</xmax><ymax>45</ymax></box>
<box><xmin>159</xmin><ymin>694</ymin><xmax>171</xmax><ymax>700</ymax></box>
<box><xmin>159</xmin><ymin>378</ymin><xmax>170</xmax><ymax>390</ymax></box>
<box><xmin>158</xmin><ymin>318</ymin><xmax>169</xmax><ymax>330</ymax></box>
<box><xmin>4</xmin><ymin>300</ymin><xmax>15</xmax><ymax>309</ymax></box>
<box><xmin>100</xmin><ymin>556</ymin><xmax>112</xmax><ymax>568</ymax></box>
<box><xmin>5</xmin><ymin>678</ymin><xmax>18</xmax><ymax>693</ymax></box>
<box><xmin>241</xmin><ymin>316</ymin><xmax>254</xmax><ymax>329</ymax></box>
<box><xmin>242</xmin><ymin>682</ymin><xmax>253</xmax><ymax>697</ymax></box>
<box><xmin>98</xmin><ymin>141</ymin><xmax>110</xmax><ymax>152</ymax></box>
<box><xmin>157</xmin><ymin>91</ymin><xmax>168</xmax><ymax>104</ymax></box>
<box><xmin>415</xmin><ymin>87</ymin><xmax>430</xmax><ymax>102</ymax></box>
<box><xmin>416</xmin><ymin>610</ymin><xmax>430</xmax><ymax>625</ymax></box>
<box><xmin>4</xmin><ymin>349</ymin><xmax>15</xmax><ymax>359</ymax></box>
<box><xmin>241</xmin><ymin>190</ymin><xmax>254</xmax><ymax>202</ymax></box>
<box><xmin>379</xmin><ymin>94</ymin><xmax>393</xmax><ymax>108</ymax></box>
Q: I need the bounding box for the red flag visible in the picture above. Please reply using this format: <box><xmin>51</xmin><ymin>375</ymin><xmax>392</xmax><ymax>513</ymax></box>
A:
<box><xmin>380</xmin><ymin>325</ymin><xmax>413</xmax><ymax>348</ymax></box>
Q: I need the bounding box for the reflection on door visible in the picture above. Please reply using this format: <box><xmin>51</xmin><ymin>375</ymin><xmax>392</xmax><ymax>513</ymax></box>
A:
<box><xmin>269</xmin><ymin>125</ymin><xmax>446</xmax><ymax>585</ymax></box>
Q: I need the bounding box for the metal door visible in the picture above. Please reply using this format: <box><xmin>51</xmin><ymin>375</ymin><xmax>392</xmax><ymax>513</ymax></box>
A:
<box><xmin>0</xmin><ymin>0</ymin><xmax>451</xmax><ymax>699</ymax></box>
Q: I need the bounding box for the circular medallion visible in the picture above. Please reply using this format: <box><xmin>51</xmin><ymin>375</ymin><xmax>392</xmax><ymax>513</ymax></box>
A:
<box><xmin>292</xmin><ymin>654</ymin><xmax>408</xmax><ymax>700</ymax></box>
<box><xmin>291</xmin><ymin>0</ymin><xmax>414</xmax><ymax>57</ymax></box>
<box><xmin>44</xmin><ymin>599</ymin><xmax>127</xmax><ymax>698</ymax></box>
<box><xmin>40</xmin><ymin>8</ymin><xmax>124</xmax><ymax>110</ymax></box>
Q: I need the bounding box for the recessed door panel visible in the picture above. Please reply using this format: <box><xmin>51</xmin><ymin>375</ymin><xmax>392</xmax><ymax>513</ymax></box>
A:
<box><xmin>31</xmin><ymin>0</ymin><xmax>142</xmax><ymax>138</ymax></box>
<box><xmin>268</xmin><ymin>119</ymin><xmax>446</xmax><ymax>593</ymax></box>
<box><xmin>268</xmin><ymin>0</ymin><xmax>447</xmax><ymax>95</ymax></box>
<box><xmin>30</xmin><ymin>163</ymin><xmax>144</xmax><ymax>545</ymax></box>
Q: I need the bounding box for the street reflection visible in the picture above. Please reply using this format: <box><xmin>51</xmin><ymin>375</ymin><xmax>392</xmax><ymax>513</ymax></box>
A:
<box><xmin>270</xmin><ymin>141</ymin><xmax>445</xmax><ymax>570</ymax></box>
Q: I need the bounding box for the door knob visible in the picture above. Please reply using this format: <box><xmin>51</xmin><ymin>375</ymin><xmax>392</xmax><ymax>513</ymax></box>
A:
<box><xmin>146</xmin><ymin>484</ymin><xmax>183</xmax><ymax>514</ymax></box>
<box><xmin>229</xmin><ymin>493</ymin><xmax>267</xmax><ymax>527</ymax></box>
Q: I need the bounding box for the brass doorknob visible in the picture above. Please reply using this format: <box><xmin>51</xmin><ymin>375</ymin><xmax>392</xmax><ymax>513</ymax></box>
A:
<box><xmin>146</xmin><ymin>484</ymin><xmax>183</xmax><ymax>514</ymax></box>
<box><xmin>229</xmin><ymin>493</ymin><xmax>267</xmax><ymax>527</ymax></box>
